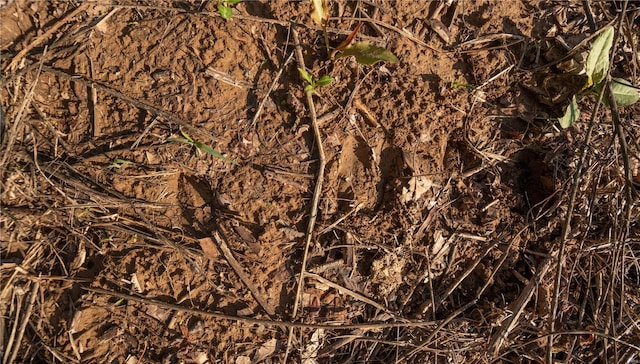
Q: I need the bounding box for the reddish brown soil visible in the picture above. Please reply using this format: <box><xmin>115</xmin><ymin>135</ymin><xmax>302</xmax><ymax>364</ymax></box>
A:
<box><xmin>2</xmin><ymin>1</ymin><xmax>640</xmax><ymax>363</ymax></box>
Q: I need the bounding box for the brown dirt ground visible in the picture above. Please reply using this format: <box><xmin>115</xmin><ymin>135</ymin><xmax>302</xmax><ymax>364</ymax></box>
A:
<box><xmin>2</xmin><ymin>1</ymin><xmax>640</xmax><ymax>363</ymax></box>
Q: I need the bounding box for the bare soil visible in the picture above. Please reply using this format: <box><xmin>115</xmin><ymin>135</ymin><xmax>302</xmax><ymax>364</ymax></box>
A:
<box><xmin>2</xmin><ymin>1</ymin><xmax>640</xmax><ymax>363</ymax></box>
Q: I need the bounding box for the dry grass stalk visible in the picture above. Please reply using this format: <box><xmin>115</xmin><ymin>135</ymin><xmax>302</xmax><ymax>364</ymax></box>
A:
<box><xmin>207</xmin><ymin>233</ymin><xmax>276</xmax><ymax>316</ymax></box>
<box><xmin>5</xmin><ymin>3</ymin><xmax>90</xmax><ymax>71</ymax></box>
<box><xmin>83</xmin><ymin>287</ymin><xmax>436</xmax><ymax>330</ymax></box>
<box><xmin>305</xmin><ymin>272</ymin><xmax>403</xmax><ymax>320</ymax></box>
<box><xmin>285</xmin><ymin>26</ymin><xmax>329</xmax><ymax>362</ymax></box>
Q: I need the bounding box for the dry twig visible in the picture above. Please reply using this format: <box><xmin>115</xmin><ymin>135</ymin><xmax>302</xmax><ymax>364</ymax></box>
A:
<box><xmin>250</xmin><ymin>51</ymin><xmax>295</xmax><ymax>127</ymax></box>
<box><xmin>5</xmin><ymin>3</ymin><xmax>90</xmax><ymax>71</ymax></box>
<box><xmin>284</xmin><ymin>27</ymin><xmax>329</xmax><ymax>362</ymax></box>
<box><xmin>83</xmin><ymin>287</ymin><xmax>436</xmax><ymax>330</ymax></box>
<box><xmin>206</xmin><ymin>233</ymin><xmax>276</xmax><ymax>316</ymax></box>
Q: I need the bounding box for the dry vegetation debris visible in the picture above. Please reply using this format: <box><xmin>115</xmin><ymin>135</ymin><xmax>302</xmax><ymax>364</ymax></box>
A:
<box><xmin>1</xmin><ymin>0</ymin><xmax>640</xmax><ymax>363</ymax></box>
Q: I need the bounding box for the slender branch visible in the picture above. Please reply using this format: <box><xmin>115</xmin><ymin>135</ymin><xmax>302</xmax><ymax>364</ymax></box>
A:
<box><xmin>283</xmin><ymin>27</ymin><xmax>329</xmax><ymax>362</ymax></box>
<box><xmin>250</xmin><ymin>51</ymin><xmax>295</xmax><ymax>127</ymax></box>
<box><xmin>84</xmin><ymin>286</ymin><xmax>436</xmax><ymax>330</ymax></box>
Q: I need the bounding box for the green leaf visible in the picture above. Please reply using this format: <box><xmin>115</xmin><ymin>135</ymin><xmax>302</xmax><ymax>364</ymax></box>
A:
<box><xmin>226</xmin><ymin>0</ymin><xmax>243</xmax><ymax>4</ymax></box>
<box><xmin>109</xmin><ymin>159</ymin><xmax>133</xmax><ymax>169</ymax></box>
<box><xmin>297</xmin><ymin>68</ymin><xmax>314</xmax><ymax>85</ymax></box>
<box><xmin>316</xmin><ymin>74</ymin><xmax>334</xmax><ymax>86</ymax></box>
<box><xmin>168</xmin><ymin>137</ymin><xmax>193</xmax><ymax>145</ymax></box>
<box><xmin>218</xmin><ymin>4</ymin><xmax>233</xmax><ymax>19</ymax></box>
<box><xmin>558</xmin><ymin>95</ymin><xmax>580</xmax><ymax>128</ymax></box>
<box><xmin>450</xmin><ymin>82</ymin><xmax>476</xmax><ymax>90</ymax></box>
<box><xmin>196</xmin><ymin>142</ymin><xmax>239</xmax><ymax>165</ymax></box>
<box><xmin>304</xmin><ymin>85</ymin><xmax>315</xmax><ymax>93</ymax></box>
<box><xmin>609</xmin><ymin>78</ymin><xmax>640</xmax><ymax>107</ymax></box>
<box><xmin>179</xmin><ymin>130</ymin><xmax>194</xmax><ymax>142</ymax></box>
<box><xmin>591</xmin><ymin>78</ymin><xmax>640</xmax><ymax>107</ymax></box>
<box><xmin>586</xmin><ymin>26</ymin><xmax>614</xmax><ymax>85</ymax></box>
<box><xmin>336</xmin><ymin>42</ymin><xmax>398</xmax><ymax>65</ymax></box>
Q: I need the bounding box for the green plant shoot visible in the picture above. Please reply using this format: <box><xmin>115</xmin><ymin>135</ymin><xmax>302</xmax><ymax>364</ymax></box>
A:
<box><xmin>559</xmin><ymin>96</ymin><xmax>580</xmax><ymax>129</ymax></box>
<box><xmin>558</xmin><ymin>26</ymin><xmax>640</xmax><ymax>128</ymax></box>
<box><xmin>335</xmin><ymin>41</ymin><xmax>399</xmax><ymax>66</ymax></box>
<box><xmin>585</xmin><ymin>26</ymin><xmax>613</xmax><ymax>88</ymax></box>
<box><xmin>169</xmin><ymin>130</ymin><xmax>238</xmax><ymax>165</ymax></box>
<box><xmin>218</xmin><ymin>0</ymin><xmax>243</xmax><ymax>20</ymax></box>
<box><xmin>298</xmin><ymin>68</ymin><xmax>334</xmax><ymax>93</ymax></box>
<box><xmin>107</xmin><ymin>159</ymin><xmax>134</xmax><ymax>169</ymax></box>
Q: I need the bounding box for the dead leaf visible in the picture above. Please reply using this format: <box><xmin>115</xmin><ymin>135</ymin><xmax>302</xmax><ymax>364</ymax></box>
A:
<box><xmin>310</xmin><ymin>0</ymin><xmax>329</xmax><ymax>26</ymax></box>
<box><xmin>232</xmin><ymin>223</ymin><xmax>257</xmax><ymax>244</ymax></box>
<box><xmin>301</xmin><ymin>329</ymin><xmax>324</xmax><ymax>364</ymax></box>
<box><xmin>146</xmin><ymin>304</ymin><xmax>171</xmax><ymax>322</ymax></box>
<box><xmin>426</xmin><ymin>18</ymin><xmax>451</xmax><ymax>44</ymax></box>
<box><xmin>71</xmin><ymin>241</ymin><xmax>86</xmax><ymax>270</ymax></box>
<box><xmin>130</xmin><ymin>273</ymin><xmax>143</xmax><ymax>293</ymax></box>
<box><xmin>69</xmin><ymin>310</ymin><xmax>84</xmax><ymax>334</ymax></box>
<box><xmin>252</xmin><ymin>338</ymin><xmax>277</xmax><ymax>363</ymax></box>
<box><xmin>198</xmin><ymin>237</ymin><xmax>220</xmax><ymax>260</ymax></box>
<box><xmin>94</xmin><ymin>8</ymin><xmax>118</xmax><ymax>33</ymax></box>
<box><xmin>192</xmin><ymin>351</ymin><xmax>209</xmax><ymax>364</ymax></box>
<box><xmin>236</xmin><ymin>356</ymin><xmax>251</xmax><ymax>364</ymax></box>
<box><xmin>332</xmin><ymin>22</ymin><xmax>363</xmax><ymax>58</ymax></box>
<box><xmin>401</xmin><ymin>176</ymin><xmax>438</xmax><ymax>203</ymax></box>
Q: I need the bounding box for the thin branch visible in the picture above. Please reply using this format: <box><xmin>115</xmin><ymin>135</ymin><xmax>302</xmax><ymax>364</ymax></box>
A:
<box><xmin>208</xmin><ymin>233</ymin><xmax>276</xmax><ymax>316</ymax></box>
<box><xmin>5</xmin><ymin>3</ymin><xmax>90</xmax><ymax>71</ymax></box>
<box><xmin>250</xmin><ymin>52</ymin><xmax>295</xmax><ymax>127</ymax></box>
<box><xmin>305</xmin><ymin>272</ymin><xmax>404</xmax><ymax>320</ymax></box>
<box><xmin>84</xmin><ymin>286</ymin><xmax>436</xmax><ymax>330</ymax></box>
<box><xmin>284</xmin><ymin>27</ymin><xmax>329</xmax><ymax>362</ymax></box>
<box><xmin>5</xmin><ymin>281</ymin><xmax>39</xmax><ymax>364</ymax></box>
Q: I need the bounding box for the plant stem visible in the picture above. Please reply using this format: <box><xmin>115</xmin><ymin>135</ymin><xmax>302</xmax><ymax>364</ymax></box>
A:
<box><xmin>323</xmin><ymin>23</ymin><xmax>330</xmax><ymax>55</ymax></box>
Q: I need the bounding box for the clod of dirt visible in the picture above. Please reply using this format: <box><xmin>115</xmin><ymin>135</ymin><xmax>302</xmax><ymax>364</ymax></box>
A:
<box><xmin>370</xmin><ymin>251</ymin><xmax>407</xmax><ymax>298</ymax></box>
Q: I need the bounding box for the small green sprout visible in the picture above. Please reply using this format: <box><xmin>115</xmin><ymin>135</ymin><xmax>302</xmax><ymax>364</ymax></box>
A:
<box><xmin>450</xmin><ymin>82</ymin><xmax>476</xmax><ymax>90</ymax></box>
<box><xmin>218</xmin><ymin>0</ymin><xmax>243</xmax><ymax>20</ymax></box>
<box><xmin>169</xmin><ymin>129</ymin><xmax>238</xmax><ymax>165</ymax></box>
<box><xmin>335</xmin><ymin>41</ymin><xmax>399</xmax><ymax>66</ymax></box>
<box><xmin>107</xmin><ymin>159</ymin><xmax>134</xmax><ymax>169</ymax></box>
<box><xmin>559</xmin><ymin>26</ymin><xmax>640</xmax><ymax>128</ymax></box>
<box><xmin>298</xmin><ymin>68</ymin><xmax>334</xmax><ymax>94</ymax></box>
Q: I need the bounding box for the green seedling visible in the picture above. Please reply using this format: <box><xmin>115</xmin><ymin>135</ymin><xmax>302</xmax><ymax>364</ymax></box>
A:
<box><xmin>298</xmin><ymin>68</ymin><xmax>334</xmax><ymax>93</ymax></box>
<box><xmin>218</xmin><ymin>0</ymin><xmax>242</xmax><ymax>20</ymax></box>
<box><xmin>168</xmin><ymin>130</ymin><xmax>238</xmax><ymax>165</ymax></box>
<box><xmin>311</xmin><ymin>2</ymin><xmax>399</xmax><ymax>66</ymax></box>
<box><xmin>335</xmin><ymin>41</ymin><xmax>399</xmax><ymax>66</ymax></box>
<box><xmin>450</xmin><ymin>82</ymin><xmax>476</xmax><ymax>90</ymax></box>
<box><xmin>559</xmin><ymin>26</ymin><xmax>640</xmax><ymax>128</ymax></box>
<box><xmin>106</xmin><ymin>159</ymin><xmax>134</xmax><ymax>169</ymax></box>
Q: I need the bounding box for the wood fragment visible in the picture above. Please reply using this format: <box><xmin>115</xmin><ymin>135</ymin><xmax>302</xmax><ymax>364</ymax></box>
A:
<box><xmin>305</xmin><ymin>272</ymin><xmax>404</xmax><ymax>321</ymax></box>
<box><xmin>84</xmin><ymin>287</ymin><xmax>436</xmax><ymax>330</ymax></box>
<box><xmin>6</xmin><ymin>3</ymin><xmax>90</xmax><ymax>71</ymax></box>
<box><xmin>284</xmin><ymin>27</ymin><xmax>329</xmax><ymax>363</ymax></box>
<box><xmin>209</xmin><ymin>233</ymin><xmax>276</xmax><ymax>317</ymax></box>
<box><xmin>489</xmin><ymin>253</ymin><xmax>556</xmax><ymax>355</ymax></box>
